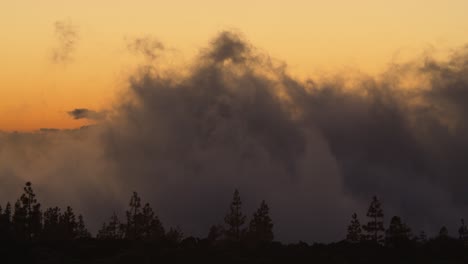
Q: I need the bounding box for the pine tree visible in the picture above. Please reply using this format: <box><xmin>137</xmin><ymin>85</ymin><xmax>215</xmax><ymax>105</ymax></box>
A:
<box><xmin>458</xmin><ymin>219</ymin><xmax>467</xmax><ymax>240</ymax></box>
<box><xmin>4</xmin><ymin>203</ymin><xmax>12</xmax><ymax>224</ymax></box>
<box><xmin>97</xmin><ymin>212</ymin><xmax>123</xmax><ymax>240</ymax></box>
<box><xmin>12</xmin><ymin>182</ymin><xmax>42</xmax><ymax>240</ymax></box>
<box><xmin>166</xmin><ymin>226</ymin><xmax>184</xmax><ymax>244</ymax></box>
<box><xmin>362</xmin><ymin>196</ymin><xmax>385</xmax><ymax>243</ymax></box>
<box><xmin>0</xmin><ymin>203</ymin><xmax>12</xmax><ymax>240</ymax></box>
<box><xmin>12</xmin><ymin>200</ymin><xmax>27</xmax><ymax>240</ymax></box>
<box><xmin>224</xmin><ymin>189</ymin><xmax>246</xmax><ymax>242</ymax></box>
<box><xmin>42</xmin><ymin>207</ymin><xmax>61</xmax><ymax>240</ymax></box>
<box><xmin>139</xmin><ymin>203</ymin><xmax>165</xmax><ymax>240</ymax></box>
<box><xmin>385</xmin><ymin>216</ymin><xmax>411</xmax><ymax>247</ymax></box>
<box><xmin>346</xmin><ymin>213</ymin><xmax>362</xmax><ymax>243</ymax></box>
<box><xmin>248</xmin><ymin>200</ymin><xmax>274</xmax><ymax>244</ymax></box>
<box><xmin>125</xmin><ymin>192</ymin><xmax>142</xmax><ymax>240</ymax></box>
<box><xmin>207</xmin><ymin>225</ymin><xmax>224</xmax><ymax>243</ymax></box>
<box><xmin>76</xmin><ymin>215</ymin><xmax>91</xmax><ymax>239</ymax></box>
<box><xmin>439</xmin><ymin>226</ymin><xmax>449</xmax><ymax>238</ymax></box>
<box><xmin>417</xmin><ymin>230</ymin><xmax>427</xmax><ymax>244</ymax></box>
<box><xmin>60</xmin><ymin>206</ymin><xmax>77</xmax><ymax>240</ymax></box>
<box><xmin>22</xmin><ymin>182</ymin><xmax>42</xmax><ymax>239</ymax></box>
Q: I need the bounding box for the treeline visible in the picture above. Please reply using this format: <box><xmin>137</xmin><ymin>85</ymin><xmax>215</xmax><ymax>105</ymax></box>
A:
<box><xmin>1</xmin><ymin>182</ymin><xmax>467</xmax><ymax>248</ymax></box>
<box><xmin>345</xmin><ymin>196</ymin><xmax>468</xmax><ymax>248</ymax></box>
<box><xmin>0</xmin><ymin>183</ymin><xmax>273</xmax><ymax>246</ymax></box>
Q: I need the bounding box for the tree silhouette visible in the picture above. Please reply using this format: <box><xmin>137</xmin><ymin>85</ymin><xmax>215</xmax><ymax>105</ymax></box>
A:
<box><xmin>224</xmin><ymin>189</ymin><xmax>246</xmax><ymax>242</ymax></box>
<box><xmin>42</xmin><ymin>207</ymin><xmax>61</xmax><ymax>240</ymax></box>
<box><xmin>166</xmin><ymin>226</ymin><xmax>184</xmax><ymax>244</ymax></box>
<box><xmin>141</xmin><ymin>203</ymin><xmax>165</xmax><ymax>241</ymax></box>
<box><xmin>21</xmin><ymin>182</ymin><xmax>42</xmax><ymax>240</ymax></box>
<box><xmin>438</xmin><ymin>226</ymin><xmax>449</xmax><ymax>238</ymax></box>
<box><xmin>76</xmin><ymin>214</ymin><xmax>91</xmax><ymax>239</ymax></box>
<box><xmin>248</xmin><ymin>200</ymin><xmax>274</xmax><ymax>244</ymax></box>
<box><xmin>0</xmin><ymin>203</ymin><xmax>12</xmax><ymax>240</ymax></box>
<box><xmin>125</xmin><ymin>192</ymin><xmax>142</xmax><ymax>240</ymax></box>
<box><xmin>60</xmin><ymin>206</ymin><xmax>78</xmax><ymax>240</ymax></box>
<box><xmin>207</xmin><ymin>225</ymin><xmax>224</xmax><ymax>243</ymax></box>
<box><xmin>362</xmin><ymin>196</ymin><xmax>385</xmax><ymax>243</ymax></box>
<box><xmin>417</xmin><ymin>230</ymin><xmax>427</xmax><ymax>244</ymax></box>
<box><xmin>12</xmin><ymin>199</ymin><xmax>27</xmax><ymax>240</ymax></box>
<box><xmin>346</xmin><ymin>213</ymin><xmax>362</xmax><ymax>243</ymax></box>
<box><xmin>97</xmin><ymin>212</ymin><xmax>123</xmax><ymax>240</ymax></box>
<box><xmin>385</xmin><ymin>216</ymin><xmax>411</xmax><ymax>247</ymax></box>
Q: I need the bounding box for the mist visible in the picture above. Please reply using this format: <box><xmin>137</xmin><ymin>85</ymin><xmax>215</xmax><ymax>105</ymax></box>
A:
<box><xmin>2</xmin><ymin>31</ymin><xmax>468</xmax><ymax>242</ymax></box>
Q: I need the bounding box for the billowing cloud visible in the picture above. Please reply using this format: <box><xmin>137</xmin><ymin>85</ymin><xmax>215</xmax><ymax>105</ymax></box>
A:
<box><xmin>52</xmin><ymin>19</ymin><xmax>79</xmax><ymax>64</ymax></box>
<box><xmin>2</xmin><ymin>32</ymin><xmax>468</xmax><ymax>242</ymax></box>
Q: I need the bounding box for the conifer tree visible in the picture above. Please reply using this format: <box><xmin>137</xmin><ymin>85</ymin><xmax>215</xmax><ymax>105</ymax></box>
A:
<box><xmin>207</xmin><ymin>225</ymin><xmax>224</xmax><ymax>242</ymax></box>
<box><xmin>385</xmin><ymin>216</ymin><xmax>411</xmax><ymax>247</ymax></box>
<box><xmin>125</xmin><ymin>192</ymin><xmax>142</xmax><ymax>240</ymax></box>
<box><xmin>142</xmin><ymin>203</ymin><xmax>165</xmax><ymax>241</ymax></box>
<box><xmin>97</xmin><ymin>212</ymin><xmax>123</xmax><ymax>240</ymax></box>
<box><xmin>224</xmin><ymin>189</ymin><xmax>246</xmax><ymax>242</ymax></box>
<box><xmin>417</xmin><ymin>230</ymin><xmax>427</xmax><ymax>244</ymax></box>
<box><xmin>458</xmin><ymin>219</ymin><xmax>467</xmax><ymax>241</ymax></box>
<box><xmin>12</xmin><ymin>199</ymin><xmax>27</xmax><ymax>240</ymax></box>
<box><xmin>60</xmin><ymin>206</ymin><xmax>78</xmax><ymax>240</ymax></box>
<box><xmin>439</xmin><ymin>226</ymin><xmax>449</xmax><ymax>238</ymax></box>
<box><xmin>346</xmin><ymin>213</ymin><xmax>362</xmax><ymax>243</ymax></box>
<box><xmin>4</xmin><ymin>203</ymin><xmax>12</xmax><ymax>224</ymax></box>
<box><xmin>11</xmin><ymin>182</ymin><xmax>43</xmax><ymax>240</ymax></box>
<box><xmin>76</xmin><ymin>214</ymin><xmax>91</xmax><ymax>239</ymax></box>
<box><xmin>166</xmin><ymin>226</ymin><xmax>184</xmax><ymax>244</ymax></box>
<box><xmin>0</xmin><ymin>203</ymin><xmax>12</xmax><ymax>239</ymax></box>
<box><xmin>248</xmin><ymin>200</ymin><xmax>274</xmax><ymax>244</ymax></box>
<box><xmin>42</xmin><ymin>207</ymin><xmax>61</xmax><ymax>240</ymax></box>
<box><xmin>362</xmin><ymin>196</ymin><xmax>385</xmax><ymax>243</ymax></box>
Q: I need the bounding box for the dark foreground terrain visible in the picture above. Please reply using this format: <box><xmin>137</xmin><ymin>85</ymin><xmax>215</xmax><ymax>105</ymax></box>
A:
<box><xmin>1</xmin><ymin>238</ymin><xmax>468</xmax><ymax>264</ymax></box>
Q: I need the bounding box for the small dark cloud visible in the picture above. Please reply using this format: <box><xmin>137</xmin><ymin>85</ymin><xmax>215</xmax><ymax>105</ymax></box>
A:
<box><xmin>39</xmin><ymin>128</ymin><xmax>60</xmax><ymax>133</ymax></box>
<box><xmin>127</xmin><ymin>36</ymin><xmax>164</xmax><ymax>61</ymax></box>
<box><xmin>52</xmin><ymin>19</ymin><xmax>79</xmax><ymax>64</ymax></box>
<box><xmin>68</xmin><ymin>108</ymin><xmax>106</xmax><ymax>121</ymax></box>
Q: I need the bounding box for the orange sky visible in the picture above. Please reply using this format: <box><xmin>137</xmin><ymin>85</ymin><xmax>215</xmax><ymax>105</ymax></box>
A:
<box><xmin>2</xmin><ymin>0</ymin><xmax>468</xmax><ymax>131</ymax></box>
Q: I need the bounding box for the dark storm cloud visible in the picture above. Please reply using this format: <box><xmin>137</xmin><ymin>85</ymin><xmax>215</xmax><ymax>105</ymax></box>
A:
<box><xmin>52</xmin><ymin>19</ymin><xmax>79</xmax><ymax>63</ymax></box>
<box><xmin>68</xmin><ymin>108</ymin><xmax>106</xmax><ymax>121</ymax></box>
<box><xmin>2</xmin><ymin>31</ymin><xmax>468</xmax><ymax>242</ymax></box>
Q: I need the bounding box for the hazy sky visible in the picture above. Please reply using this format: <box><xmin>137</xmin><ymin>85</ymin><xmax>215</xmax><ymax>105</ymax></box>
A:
<box><xmin>3</xmin><ymin>2</ymin><xmax>468</xmax><ymax>242</ymax></box>
<box><xmin>2</xmin><ymin>1</ymin><xmax>468</xmax><ymax>131</ymax></box>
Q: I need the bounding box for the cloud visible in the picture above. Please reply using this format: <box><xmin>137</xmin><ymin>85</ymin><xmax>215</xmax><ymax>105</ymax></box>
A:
<box><xmin>67</xmin><ymin>108</ymin><xmax>106</xmax><ymax>121</ymax></box>
<box><xmin>2</xmin><ymin>32</ymin><xmax>468</xmax><ymax>242</ymax></box>
<box><xmin>127</xmin><ymin>36</ymin><xmax>164</xmax><ymax>61</ymax></box>
<box><xmin>52</xmin><ymin>19</ymin><xmax>79</xmax><ymax>64</ymax></box>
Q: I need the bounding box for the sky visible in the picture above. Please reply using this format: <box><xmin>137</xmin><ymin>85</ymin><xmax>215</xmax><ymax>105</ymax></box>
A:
<box><xmin>2</xmin><ymin>0</ymin><xmax>468</xmax><ymax>131</ymax></box>
<box><xmin>2</xmin><ymin>1</ymin><xmax>468</xmax><ymax>243</ymax></box>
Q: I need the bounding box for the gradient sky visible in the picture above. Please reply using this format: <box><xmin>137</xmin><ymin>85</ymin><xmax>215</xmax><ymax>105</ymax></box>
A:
<box><xmin>2</xmin><ymin>0</ymin><xmax>468</xmax><ymax>131</ymax></box>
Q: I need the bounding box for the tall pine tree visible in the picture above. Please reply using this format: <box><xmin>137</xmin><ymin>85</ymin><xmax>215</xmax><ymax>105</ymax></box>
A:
<box><xmin>346</xmin><ymin>213</ymin><xmax>362</xmax><ymax>243</ymax></box>
<box><xmin>76</xmin><ymin>214</ymin><xmax>91</xmax><ymax>239</ymax></box>
<box><xmin>362</xmin><ymin>196</ymin><xmax>385</xmax><ymax>243</ymax></box>
<box><xmin>42</xmin><ymin>207</ymin><xmax>61</xmax><ymax>240</ymax></box>
<box><xmin>224</xmin><ymin>189</ymin><xmax>246</xmax><ymax>242</ymax></box>
<box><xmin>248</xmin><ymin>200</ymin><xmax>274</xmax><ymax>244</ymax></box>
<box><xmin>125</xmin><ymin>192</ymin><xmax>142</xmax><ymax>240</ymax></box>
<box><xmin>97</xmin><ymin>212</ymin><xmax>123</xmax><ymax>240</ymax></box>
<box><xmin>385</xmin><ymin>216</ymin><xmax>411</xmax><ymax>247</ymax></box>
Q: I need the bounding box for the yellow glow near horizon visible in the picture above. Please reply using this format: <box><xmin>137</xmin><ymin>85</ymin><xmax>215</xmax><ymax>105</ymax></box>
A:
<box><xmin>1</xmin><ymin>0</ymin><xmax>468</xmax><ymax>131</ymax></box>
